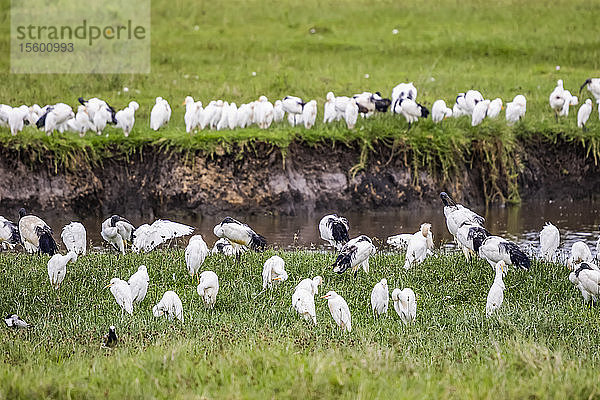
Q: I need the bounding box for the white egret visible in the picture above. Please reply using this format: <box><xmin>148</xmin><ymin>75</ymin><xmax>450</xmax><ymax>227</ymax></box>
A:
<box><xmin>485</xmin><ymin>260</ymin><xmax>506</xmax><ymax>316</ymax></box>
<box><xmin>105</xmin><ymin>278</ymin><xmax>133</xmax><ymax>315</ymax></box>
<box><xmin>391</xmin><ymin>288</ymin><xmax>416</xmax><ymax>324</ymax></box>
<box><xmin>262</xmin><ymin>255</ymin><xmax>288</xmax><ymax>289</ymax></box>
<box><xmin>292</xmin><ymin>287</ymin><xmax>317</xmax><ymax>325</ymax></box>
<box><xmin>370</xmin><ymin>278</ymin><xmax>389</xmax><ymax>317</ymax></box>
<box><xmin>115</xmin><ymin>101</ymin><xmax>139</xmax><ymax>137</ymax></box>
<box><xmin>150</xmin><ymin>97</ymin><xmax>171</xmax><ymax>130</ymax></box>
<box><xmin>471</xmin><ymin>99</ymin><xmax>491</xmax><ymax>126</ymax></box>
<box><xmin>132</xmin><ymin>219</ymin><xmax>194</xmax><ymax>252</ymax></box>
<box><xmin>61</xmin><ymin>222</ymin><xmax>86</xmax><ymax>255</ymax></box>
<box><xmin>273</xmin><ymin>100</ymin><xmax>285</xmax><ymax>123</ymax></box>
<box><xmin>464</xmin><ymin>90</ymin><xmax>484</xmax><ymax>115</ymax></box>
<box><xmin>184</xmin><ymin>96</ymin><xmax>199</xmax><ymax>133</ymax></box>
<box><xmin>185</xmin><ymin>235</ymin><xmax>210</xmax><ymax>280</ymax></box>
<box><xmin>344</xmin><ymin>98</ymin><xmax>359</xmax><ymax>129</ymax></box>
<box><xmin>47</xmin><ymin>251</ymin><xmax>77</xmax><ymax>289</ymax></box>
<box><xmin>8</xmin><ymin>105</ymin><xmax>29</xmax><ymax>136</ymax></box>
<box><xmin>487</xmin><ymin>98</ymin><xmax>503</xmax><ymax>118</ymax></box>
<box><xmin>319</xmin><ymin>214</ymin><xmax>350</xmax><ymax>251</ymax></box>
<box><xmin>506</xmin><ymin>94</ymin><xmax>526</xmax><ymax>124</ymax></box>
<box><xmin>213</xmin><ymin>217</ymin><xmax>267</xmax><ymax>252</ymax></box>
<box><xmin>431</xmin><ymin>100</ymin><xmax>452</xmax><ymax>123</ymax></box>
<box><xmin>404</xmin><ymin>223</ymin><xmax>433</xmax><ymax>269</ymax></box>
<box><xmin>18</xmin><ymin>208</ymin><xmax>58</xmax><ymax>255</ymax></box>
<box><xmin>568</xmin><ymin>241</ymin><xmax>593</xmax><ymax>270</ymax></box>
<box><xmin>323</xmin><ymin>92</ymin><xmax>337</xmax><ymax>123</ymax></box>
<box><xmin>302</xmin><ymin>100</ymin><xmax>317</xmax><ymax>129</ymax></box>
<box><xmin>577</xmin><ymin>99</ymin><xmax>593</xmax><ymax>131</ymax></box>
<box><xmin>332</xmin><ymin>235</ymin><xmax>376</xmax><ymax>276</ymax></box>
<box><xmin>294</xmin><ymin>275</ymin><xmax>323</xmax><ymax>296</ymax></box>
<box><xmin>197</xmin><ymin>271</ymin><xmax>219</xmax><ymax>308</ymax></box>
<box><xmin>321</xmin><ymin>291</ymin><xmax>351</xmax><ymax>332</ymax></box>
<box><xmin>539</xmin><ymin>223</ymin><xmax>560</xmax><ymax>262</ymax></box>
<box><xmin>128</xmin><ymin>265</ymin><xmax>149</xmax><ymax>304</ymax></box>
<box><xmin>153</xmin><ymin>291</ymin><xmax>184</xmax><ymax>322</ymax></box>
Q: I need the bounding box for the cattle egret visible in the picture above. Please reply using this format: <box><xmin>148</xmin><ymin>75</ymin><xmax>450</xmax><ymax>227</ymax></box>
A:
<box><xmin>185</xmin><ymin>235</ymin><xmax>210</xmax><ymax>280</ymax></box>
<box><xmin>332</xmin><ymin>235</ymin><xmax>376</xmax><ymax>276</ymax></box>
<box><xmin>485</xmin><ymin>261</ymin><xmax>506</xmax><ymax>316</ymax></box>
<box><xmin>150</xmin><ymin>97</ymin><xmax>171</xmax><ymax>130</ymax></box>
<box><xmin>302</xmin><ymin>100</ymin><xmax>317</xmax><ymax>129</ymax></box>
<box><xmin>577</xmin><ymin>99</ymin><xmax>593</xmax><ymax>131</ymax></box>
<box><xmin>61</xmin><ymin>222</ymin><xmax>86</xmax><ymax>255</ymax></box>
<box><xmin>115</xmin><ymin>101</ymin><xmax>139</xmax><ymax>137</ymax></box>
<box><xmin>344</xmin><ymin>98</ymin><xmax>359</xmax><ymax>129</ymax></box>
<box><xmin>506</xmin><ymin>95</ymin><xmax>526</xmax><ymax>124</ymax></box>
<box><xmin>128</xmin><ymin>265</ymin><xmax>149</xmax><ymax>304</ymax></box>
<box><xmin>539</xmin><ymin>223</ymin><xmax>560</xmax><ymax>261</ymax></box>
<box><xmin>153</xmin><ymin>291</ymin><xmax>184</xmax><ymax>322</ymax></box>
<box><xmin>471</xmin><ymin>99</ymin><xmax>491</xmax><ymax>126</ymax></box>
<box><xmin>391</xmin><ymin>288</ymin><xmax>416</xmax><ymax>324</ymax></box>
<box><xmin>47</xmin><ymin>251</ymin><xmax>77</xmax><ymax>289</ymax></box>
<box><xmin>404</xmin><ymin>223</ymin><xmax>433</xmax><ymax>269</ymax></box>
<box><xmin>321</xmin><ymin>291</ymin><xmax>351</xmax><ymax>332</ymax></box>
<box><xmin>295</xmin><ymin>276</ymin><xmax>323</xmax><ymax>296</ymax></box>
<box><xmin>213</xmin><ymin>217</ymin><xmax>267</xmax><ymax>252</ymax></box>
<box><xmin>323</xmin><ymin>92</ymin><xmax>337</xmax><ymax>123</ymax></box>
<box><xmin>487</xmin><ymin>98</ymin><xmax>503</xmax><ymax>118</ymax></box>
<box><xmin>18</xmin><ymin>208</ymin><xmax>58</xmax><ymax>255</ymax></box>
<box><xmin>568</xmin><ymin>241</ymin><xmax>593</xmax><ymax>270</ymax></box>
<box><xmin>197</xmin><ymin>271</ymin><xmax>219</xmax><ymax>308</ymax></box>
<box><xmin>262</xmin><ymin>255</ymin><xmax>288</xmax><ymax>289</ymax></box>
<box><xmin>431</xmin><ymin>100</ymin><xmax>452</xmax><ymax>123</ymax></box>
<box><xmin>319</xmin><ymin>214</ymin><xmax>350</xmax><ymax>250</ymax></box>
<box><xmin>105</xmin><ymin>278</ymin><xmax>133</xmax><ymax>315</ymax></box>
<box><xmin>292</xmin><ymin>287</ymin><xmax>317</xmax><ymax>324</ymax></box>
<box><xmin>370</xmin><ymin>278</ymin><xmax>389</xmax><ymax>317</ymax></box>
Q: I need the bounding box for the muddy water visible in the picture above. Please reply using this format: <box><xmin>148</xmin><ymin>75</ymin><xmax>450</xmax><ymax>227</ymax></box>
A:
<box><xmin>1</xmin><ymin>200</ymin><xmax>599</xmax><ymax>255</ymax></box>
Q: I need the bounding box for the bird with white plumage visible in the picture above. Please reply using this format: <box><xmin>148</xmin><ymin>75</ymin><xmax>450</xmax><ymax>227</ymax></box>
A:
<box><xmin>485</xmin><ymin>260</ymin><xmax>506</xmax><ymax>316</ymax></box>
<box><xmin>61</xmin><ymin>222</ymin><xmax>86</xmax><ymax>255</ymax></box>
<box><xmin>150</xmin><ymin>97</ymin><xmax>171</xmax><ymax>130</ymax></box>
<box><xmin>577</xmin><ymin>99</ymin><xmax>593</xmax><ymax>131</ymax></box>
<box><xmin>47</xmin><ymin>251</ymin><xmax>77</xmax><ymax>289</ymax></box>
<box><xmin>321</xmin><ymin>291</ymin><xmax>351</xmax><ymax>332</ymax></box>
<box><xmin>539</xmin><ymin>222</ymin><xmax>560</xmax><ymax>262</ymax></box>
<box><xmin>132</xmin><ymin>219</ymin><xmax>194</xmax><ymax>253</ymax></box>
<box><xmin>185</xmin><ymin>235</ymin><xmax>210</xmax><ymax>281</ymax></box>
<box><xmin>197</xmin><ymin>271</ymin><xmax>219</xmax><ymax>308</ymax></box>
<box><xmin>370</xmin><ymin>278</ymin><xmax>389</xmax><ymax>317</ymax></box>
<box><xmin>391</xmin><ymin>287</ymin><xmax>416</xmax><ymax>324</ymax></box>
<box><xmin>332</xmin><ymin>235</ymin><xmax>376</xmax><ymax>276</ymax></box>
<box><xmin>128</xmin><ymin>265</ymin><xmax>149</xmax><ymax>305</ymax></box>
<box><xmin>262</xmin><ymin>255</ymin><xmax>288</xmax><ymax>289</ymax></box>
<box><xmin>153</xmin><ymin>290</ymin><xmax>184</xmax><ymax>322</ymax></box>
<box><xmin>105</xmin><ymin>278</ymin><xmax>133</xmax><ymax>315</ymax></box>
<box><xmin>431</xmin><ymin>100</ymin><xmax>452</xmax><ymax>123</ymax></box>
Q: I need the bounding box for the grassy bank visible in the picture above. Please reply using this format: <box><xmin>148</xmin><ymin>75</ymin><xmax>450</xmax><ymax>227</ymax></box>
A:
<box><xmin>1</xmin><ymin>249</ymin><xmax>599</xmax><ymax>398</ymax></box>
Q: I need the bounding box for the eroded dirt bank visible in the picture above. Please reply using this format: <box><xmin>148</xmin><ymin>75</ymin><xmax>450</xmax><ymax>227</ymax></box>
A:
<box><xmin>0</xmin><ymin>138</ymin><xmax>599</xmax><ymax>218</ymax></box>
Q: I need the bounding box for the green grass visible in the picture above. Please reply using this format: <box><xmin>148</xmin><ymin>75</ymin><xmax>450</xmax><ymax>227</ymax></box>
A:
<box><xmin>1</xmin><ymin>249</ymin><xmax>599</xmax><ymax>398</ymax></box>
<box><xmin>1</xmin><ymin>0</ymin><xmax>600</xmax><ymax>202</ymax></box>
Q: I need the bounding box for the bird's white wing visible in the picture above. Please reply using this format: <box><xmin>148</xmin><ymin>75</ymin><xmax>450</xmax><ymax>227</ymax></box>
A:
<box><xmin>387</xmin><ymin>234</ymin><xmax>413</xmax><ymax>248</ymax></box>
<box><xmin>61</xmin><ymin>222</ymin><xmax>86</xmax><ymax>255</ymax></box>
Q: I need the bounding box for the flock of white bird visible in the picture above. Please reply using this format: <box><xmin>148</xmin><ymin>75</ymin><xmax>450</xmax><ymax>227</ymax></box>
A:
<box><xmin>1</xmin><ymin>78</ymin><xmax>599</xmax><ymax>138</ymax></box>
<box><xmin>2</xmin><ymin>190</ymin><xmax>600</xmax><ymax>335</ymax></box>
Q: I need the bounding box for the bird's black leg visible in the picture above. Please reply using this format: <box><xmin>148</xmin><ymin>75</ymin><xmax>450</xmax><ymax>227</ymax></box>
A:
<box><xmin>407</xmin><ymin>122</ymin><xmax>412</xmax><ymax>132</ymax></box>
<box><xmin>554</xmin><ymin>112</ymin><xmax>558</xmax><ymax>123</ymax></box>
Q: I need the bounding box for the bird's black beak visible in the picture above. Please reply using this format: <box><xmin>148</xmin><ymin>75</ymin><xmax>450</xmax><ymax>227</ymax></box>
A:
<box><xmin>440</xmin><ymin>192</ymin><xmax>456</xmax><ymax>207</ymax></box>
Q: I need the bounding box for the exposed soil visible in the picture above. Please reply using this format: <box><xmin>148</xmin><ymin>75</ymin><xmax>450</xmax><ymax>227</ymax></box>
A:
<box><xmin>0</xmin><ymin>138</ymin><xmax>598</xmax><ymax>218</ymax></box>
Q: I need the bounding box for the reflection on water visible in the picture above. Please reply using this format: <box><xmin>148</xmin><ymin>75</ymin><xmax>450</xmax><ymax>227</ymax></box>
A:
<box><xmin>1</xmin><ymin>200</ymin><xmax>599</xmax><ymax>255</ymax></box>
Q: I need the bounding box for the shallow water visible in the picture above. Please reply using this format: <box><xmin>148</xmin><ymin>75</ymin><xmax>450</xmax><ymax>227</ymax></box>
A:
<box><xmin>2</xmin><ymin>199</ymin><xmax>599</xmax><ymax>255</ymax></box>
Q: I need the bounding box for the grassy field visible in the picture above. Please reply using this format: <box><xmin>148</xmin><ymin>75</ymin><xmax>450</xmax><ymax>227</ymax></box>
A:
<box><xmin>1</xmin><ymin>247</ymin><xmax>599</xmax><ymax>399</ymax></box>
<box><xmin>0</xmin><ymin>0</ymin><xmax>599</xmax><ymax>148</ymax></box>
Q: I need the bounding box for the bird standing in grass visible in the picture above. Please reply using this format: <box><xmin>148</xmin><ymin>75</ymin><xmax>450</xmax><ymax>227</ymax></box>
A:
<box><xmin>197</xmin><ymin>271</ymin><xmax>219</xmax><ymax>308</ymax></box>
<box><xmin>321</xmin><ymin>291</ymin><xmax>351</xmax><ymax>332</ymax></box>
<box><xmin>455</xmin><ymin>221</ymin><xmax>490</xmax><ymax>262</ymax></box>
<box><xmin>487</xmin><ymin>98</ymin><xmax>503</xmax><ymax>118</ymax></box>
<box><xmin>18</xmin><ymin>208</ymin><xmax>58</xmax><ymax>255</ymax></box>
<box><xmin>102</xmin><ymin>326</ymin><xmax>118</xmax><ymax>348</ymax></box>
<box><xmin>332</xmin><ymin>235</ymin><xmax>376</xmax><ymax>276</ymax></box>
<box><xmin>569</xmin><ymin>263</ymin><xmax>600</xmax><ymax>303</ymax></box>
<box><xmin>115</xmin><ymin>101</ymin><xmax>139</xmax><ymax>137</ymax></box>
<box><xmin>61</xmin><ymin>222</ymin><xmax>86</xmax><ymax>256</ymax></box>
<box><xmin>319</xmin><ymin>214</ymin><xmax>350</xmax><ymax>251</ymax></box>
<box><xmin>0</xmin><ymin>216</ymin><xmax>20</xmax><ymax>250</ymax></box>
<box><xmin>302</xmin><ymin>100</ymin><xmax>317</xmax><ymax>129</ymax></box>
<box><xmin>577</xmin><ymin>99</ymin><xmax>593</xmax><ymax>131</ymax></box>
<box><xmin>153</xmin><ymin>291</ymin><xmax>184</xmax><ymax>322</ymax></box>
<box><xmin>404</xmin><ymin>223</ymin><xmax>433</xmax><ymax>269</ymax></box>
<box><xmin>471</xmin><ymin>99</ymin><xmax>491</xmax><ymax>126</ymax></box>
<box><xmin>370</xmin><ymin>278</ymin><xmax>389</xmax><ymax>317</ymax></box>
<box><xmin>105</xmin><ymin>278</ymin><xmax>133</xmax><ymax>315</ymax></box>
<box><xmin>292</xmin><ymin>278</ymin><xmax>322</xmax><ymax>324</ymax></box>
<box><xmin>101</xmin><ymin>215</ymin><xmax>134</xmax><ymax>255</ymax></box>
<box><xmin>150</xmin><ymin>97</ymin><xmax>171</xmax><ymax>130</ymax></box>
<box><xmin>128</xmin><ymin>265</ymin><xmax>149</xmax><ymax>305</ymax></box>
<box><xmin>185</xmin><ymin>235</ymin><xmax>210</xmax><ymax>281</ymax></box>
<box><xmin>431</xmin><ymin>100</ymin><xmax>452</xmax><ymax>123</ymax></box>
<box><xmin>505</xmin><ymin>95</ymin><xmax>526</xmax><ymax>124</ymax></box>
<box><xmin>213</xmin><ymin>217</ymin><xmax>267</xmax><ymax>252</ymax></box>
<box><xmin>281</xmin><ymin>96</ymin><xmax>305</xmax><ymax>126</ymax></box>
<box><xmin>485</xmin><ymin>260</ymin><xmax>506</xmax><ymax>316</ymax></box>
<box><xmin>568</xmin><ymin>241</ymin><xmax>593</xmax><ymax>270</ymax></box>
<box><xmin>47</xmin><ymin>251</ymin><xmax>77</xmax><ymax>289</ymax></box>
<box><xmin>344</xmin><ymin>98</ymin><xmax>359</xmax><ymax>129</ymax></box>
<box><xmin>579</xmin><ymin>78</ymin><xmax>600</xmax><ymax>103</ymax></box>
<box><xmin>295</xmin><ymin>275</ymin><xmax>323</xmax><ymax>296</ymax></box>
<box><xmin>539</xmin><ymin>223</ymin><xmax>560</xmax><ymax>262</ymax></box>
<box><xmin>323</xmin><ymin>92</ymin><xmax>337</xmax><ymax>123</ymax></box>
<box><xmin>262</xmin><ymin>255</ymin><xmax>288</xmax><ymax>289</ymax></box>
<box><xmin>478</xmin><ymin>236</ymin><xmax>530</xmax><ymax>271</ymax></box>
<box><xmin>391</xmin><ymin>288</ymin><xmax>416</xmax><ymax>324</ymax></box>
